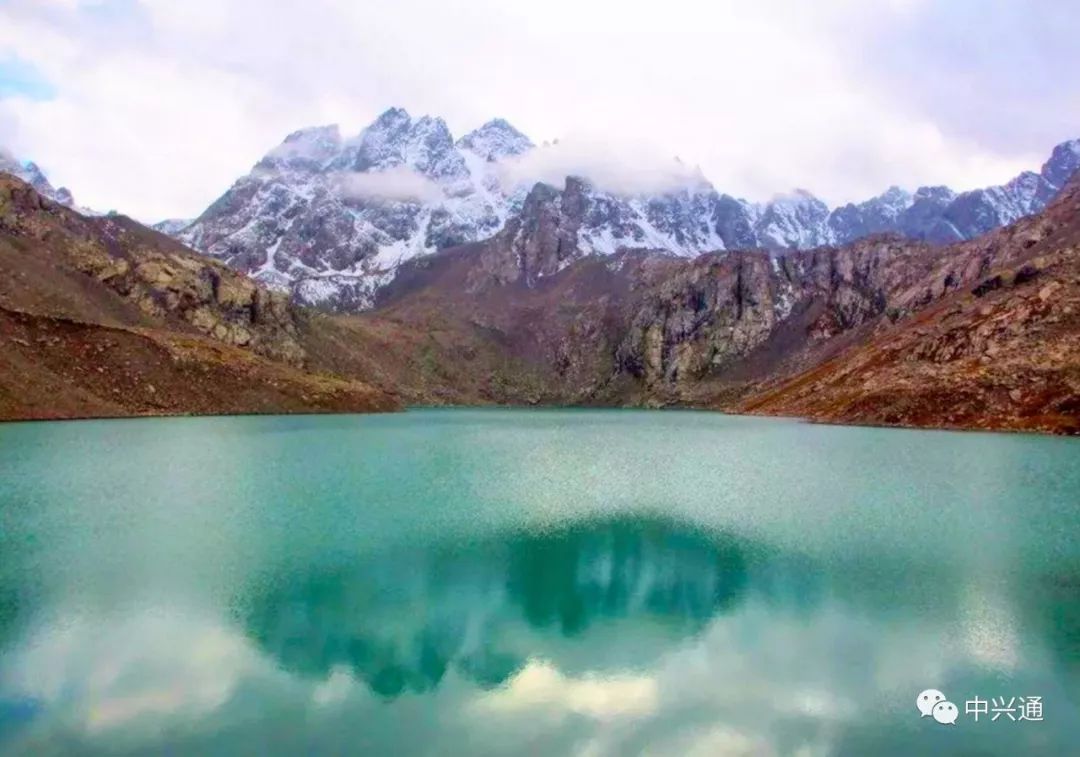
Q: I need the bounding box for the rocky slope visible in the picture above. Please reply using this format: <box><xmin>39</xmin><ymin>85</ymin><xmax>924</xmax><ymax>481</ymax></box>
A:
<box><xmin>356</xmin><ymin>170</ymin><xmax>1080</xmax><ymax>433</ymax></box>
<box><xmin>0</xmin><ymin>174</ymin><xmax>397</xmax><ymax>420</ymax></box>
<box><xmin>169</xmin><ymin>110</ymin><xmax>1079</xmax><ymax>310</ymax></box>
<box><xmin>740</xmin><ymin>186</ymin><xmax>1080</xmax><ymax>433</ymax></box>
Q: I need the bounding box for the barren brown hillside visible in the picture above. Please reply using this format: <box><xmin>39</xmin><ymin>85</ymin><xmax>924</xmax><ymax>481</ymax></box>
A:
<box><xmin>0</xmin><ymin>175</ymin><xmax>398</xmax><ymax>420</ymax></box>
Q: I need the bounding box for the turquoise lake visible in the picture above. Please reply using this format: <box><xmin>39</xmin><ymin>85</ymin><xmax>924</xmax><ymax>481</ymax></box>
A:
<box><xmin>0</xmin><ymin>409</ymin><xmax>1078</xmax><ymax>755</ymax></box>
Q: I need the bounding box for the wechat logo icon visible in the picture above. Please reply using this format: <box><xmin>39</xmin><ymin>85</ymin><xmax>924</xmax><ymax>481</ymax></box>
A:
<box><xmin>917</xmin><ymin>689</ymin><xmax>958</xmax><ymax>725</ymax></box>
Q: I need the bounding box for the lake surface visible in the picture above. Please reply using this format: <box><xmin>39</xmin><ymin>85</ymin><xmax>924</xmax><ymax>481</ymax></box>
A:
<box><xmin>1</xmin><ymin>409</ymin><xmax>1078</xmax><ymax>755</ymax></box>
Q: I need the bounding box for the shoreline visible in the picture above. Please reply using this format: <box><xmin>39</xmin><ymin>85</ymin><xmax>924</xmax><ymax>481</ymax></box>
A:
<box><xmin>3</xmin><ymin>402</ymin><xmax>1077</xmax><ymax>437</ymax></box>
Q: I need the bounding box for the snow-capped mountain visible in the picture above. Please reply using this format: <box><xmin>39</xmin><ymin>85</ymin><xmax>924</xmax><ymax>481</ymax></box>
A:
<box><xmin>178</xmin><ymin>109</ymin><xmax>792</xmax><ymax>309</ymax></box>
<box><xmin>172</xmin><ymin>109</ymin><xmax>1080</xmax><ymax>311</ymax></box>
<box><xmin>828</xmin><ymin>140</ymin><xmax>1080</xmax><ymax>245</ymax></box>
<box><xmin>0</xmin><ymin>148</ymin><xmax>75</xmax><ymax>207</ymax></box>
<box><xmin>755</xmin><ymin>190</ymin><xmax>834</xmax><ymax>249</ymax></box>
<box><xmin>177</xmin><ymin>110</ymin><xmax>537</xmax><ymax>309</ymax></box>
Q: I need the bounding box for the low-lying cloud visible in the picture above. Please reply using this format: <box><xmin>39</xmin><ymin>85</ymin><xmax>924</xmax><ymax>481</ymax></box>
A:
<box><xmin>495</xmin><ymin>136</ymin><xmax>709</xmax><ymax>197</ymax></box>
<box><xmin>334</xmin><ymin>166</ymin><xmax>443</xmax><ymax>204</ymax></box>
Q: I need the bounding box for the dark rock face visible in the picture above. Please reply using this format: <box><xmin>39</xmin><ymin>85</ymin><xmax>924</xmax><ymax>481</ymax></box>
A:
<box><xmin>829</xmin><ymin>186</ymin><xmax>911</xmax><ymax>241</ymax></box>
<box><xmin>711</xmin><ymin>194</ymin><xmax>758</xmax><ymax>249</ymax></box>
<box><xmin>613</xmin><ymin>254</ymin><xmax>783</xmax><ymax>387</ymax></box>
<box><xmin>892</xmin><ymin>186</ymin><xmax>957</xmax><ymax>242</ymax></box>
<box><xmin>0</xmin><ymin>174</ymin><xmax>402</xmax><ymax>421</ymax></box>
<box><xmin>509</xmin><ymin>181</ymin><xmax>582</xmax><ymax>284</ymax></box>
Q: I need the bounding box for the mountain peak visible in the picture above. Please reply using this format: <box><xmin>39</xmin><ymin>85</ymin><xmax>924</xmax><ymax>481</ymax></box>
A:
<box><xmin>878</xmin><ymin>185</ymin><xmax>911</xmax><ymax>201</ymax></box>
<box><xmin>871</xmin><ymin>185</ymin><xmax>913</xmax><ymax>214</ymax></box>
<box><xmin>457</xmin><ymin>118</ymin><xmax>534</xmax><ymax>161</ymax></box>
<box><xmin>411</xmin><ymin>115</ymin><xmax>454</xmax><ymax>143</ymax></box>
<box><xmin>373</xmin><ymin>107</ymin><xmax>411</xmax><ymax>127</ymax></box>
<box><xmin>913</xmin><ymin>185</ymin><xmax>956</xmax><ymax>204</ymax></box>
<box><xmin>0</xmin><ymin>148</ymin><xmax>75</xmax><ymax>207</ymax></box>
<box><xmin>283</xmin><ymin>124</ymin><xmax>341</xmax><ymax>143</ymax></box>
<box><xmin>261</xmin><ymin>124</ymin><xmax>343</xmax><ymax>170</ymax></box>
<box><xmin>335</xmin><ymin>109</ymin><xmax>465</xmax><ymax>180</ymax></box>
<box><xmin>1041</xmin><ymin>138</ymin><xmax>1080</xmax><ymax>189</ymax></box>
<box><xmin>773</xmin><ymin>188</ymin><xmax>825</xmax><ymax>206</ymax></box>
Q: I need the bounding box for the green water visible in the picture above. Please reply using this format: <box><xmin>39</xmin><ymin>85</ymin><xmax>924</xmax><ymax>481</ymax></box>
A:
<box><xmin>0</xmin><ymin>409</ymin><xmax>1078</xmax><ymax>755</ymax></box>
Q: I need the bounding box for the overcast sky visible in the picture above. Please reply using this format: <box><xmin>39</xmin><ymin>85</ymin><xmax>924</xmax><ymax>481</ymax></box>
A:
<box><xmin>1</xmin><ymin>0</ymin><xmax>1077</xmax><ymax>221</ymax></box>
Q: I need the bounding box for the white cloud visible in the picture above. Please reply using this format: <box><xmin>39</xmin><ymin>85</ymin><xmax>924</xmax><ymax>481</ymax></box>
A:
<box><xmin>496</xmin><ymin>136</ymin><xmax>707</xmax><ymax>197</ymax></box>
<box><xmin>334</xmin><ymin>166</ymin><xmax>443</xmax><ymax>203</ymax></box>
<box><xmin>0</xmin><ymin>0</ymin><xmax>1075</xmax><ymax>220</ymax></box>
<box><xmin>3</xmin><ymin>609</ymin><xmax>268</xmax><ymax>734</ymax></box>
<box><xmin>471</xmin><ymin>659</ymin><xmax>658</xmax><ymax>721</ymax></box>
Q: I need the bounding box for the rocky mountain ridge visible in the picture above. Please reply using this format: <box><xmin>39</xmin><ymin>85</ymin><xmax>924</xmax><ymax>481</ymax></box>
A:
<box><xmin>164</xmin><ymin>109</ymin><xmax>1080</xmax><ymax>311</ymax></box>
<box><xmin>739</xmin><ymin>178</ymin><xmax>1080</xmax><ymax>432</ymax></box>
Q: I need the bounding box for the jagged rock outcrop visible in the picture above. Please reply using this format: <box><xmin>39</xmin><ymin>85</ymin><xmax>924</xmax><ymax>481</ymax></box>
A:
<box><xmin>614</xmin><ymin>254</ymin><xmax>784</xmax><ymax>387</ymax></box>
<box><xmin>0</xmin><ymin>175</ymin><xmax>305</xmax><ymax>363</ymax></box>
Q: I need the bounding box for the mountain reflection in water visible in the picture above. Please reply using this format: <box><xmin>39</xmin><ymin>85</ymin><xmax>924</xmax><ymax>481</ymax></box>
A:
<box><xmin>242</xmin><ymin>517</ymin><xmax>751</xmax><ymax>697</ymax></box>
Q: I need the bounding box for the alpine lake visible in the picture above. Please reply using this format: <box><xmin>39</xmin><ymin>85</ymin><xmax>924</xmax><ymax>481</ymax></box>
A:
<box><xmin>1</xmin><ymin>409</ymin><xmax>1078</xmax><ymax>755</ymax></box>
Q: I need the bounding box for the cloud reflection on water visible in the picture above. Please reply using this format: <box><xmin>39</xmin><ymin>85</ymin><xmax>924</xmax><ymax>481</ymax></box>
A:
<box><xmin>3</xmin><ymin>513</ymin><xmax>1076</xmax><ymax>755</ymax></box>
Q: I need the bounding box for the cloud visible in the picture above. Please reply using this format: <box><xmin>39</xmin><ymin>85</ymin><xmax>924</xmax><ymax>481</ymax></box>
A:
<box><xmin>2</xmin><ymin>610</ymin><xmax>267</xmax><ymax>734</ymax></box>
<box><xmin>334</xmin><ymin>166</ymin><xmax>443</xmax><ymax>204</ymax></box>
<box><xmin>0</xmin><ymin>0</ymin><xmax>1076</xmax><ymax>220</ymax></box>
<box><xmin>496</xmin><ymin>136</ymin><xmax>707</xmax><ymax>197</ymax></box>
<box><xmin>471</xmin><ymin>660</ymin><xmax>658</xmax><ymax>720</ymax></box>
<box><xmin>842</xmin><ymin>0</ymin><xmax>1080</xmax><ymax>154</ymax></box>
